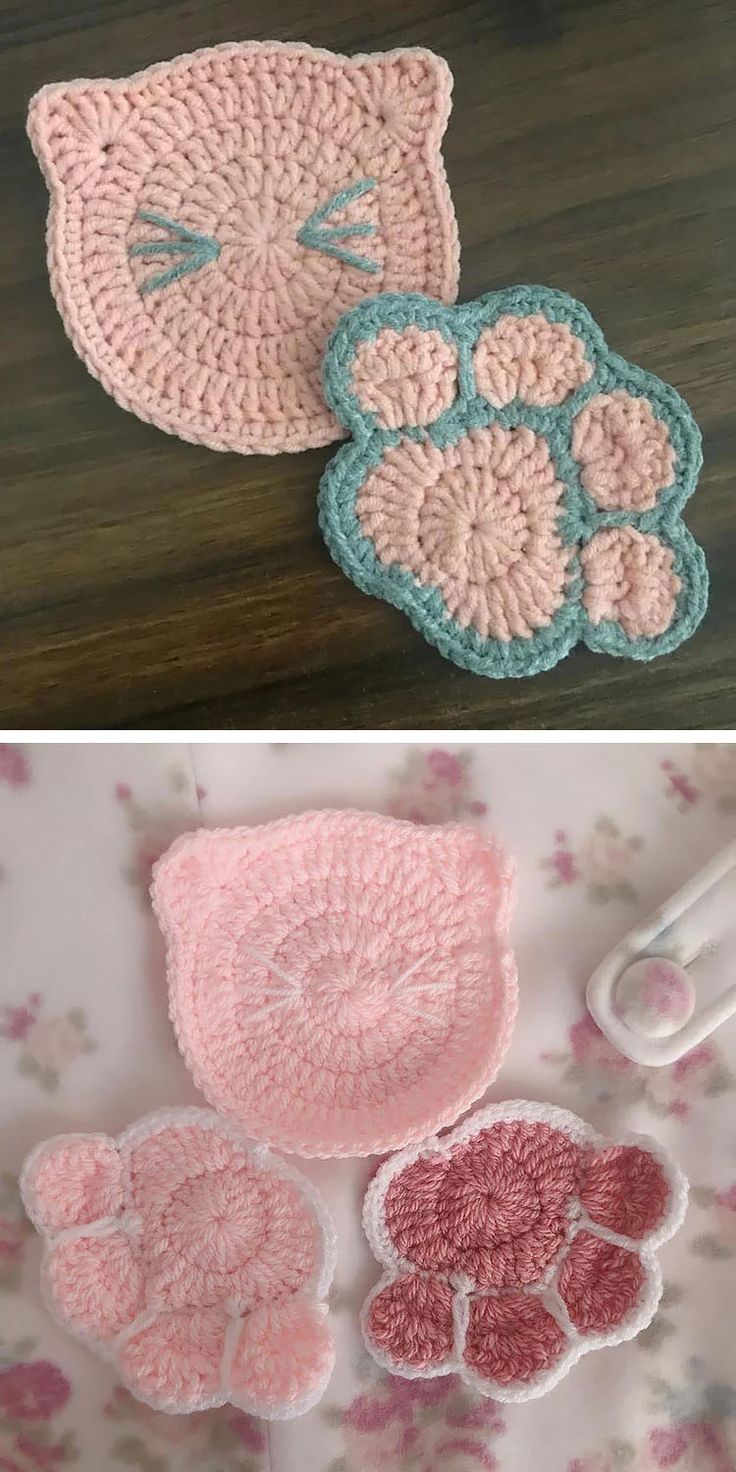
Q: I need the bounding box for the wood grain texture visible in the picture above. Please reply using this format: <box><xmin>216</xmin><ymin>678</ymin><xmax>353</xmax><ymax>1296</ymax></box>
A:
<box><xmin>1</xmin><ymin>0</ymin><xmax>733</xmax><ymax>730</ymax></box>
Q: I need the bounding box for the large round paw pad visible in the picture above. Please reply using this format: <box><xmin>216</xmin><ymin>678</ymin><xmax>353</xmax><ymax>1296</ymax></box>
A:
<box><xmin>22</xmin><ymin>1109</ymin><xmax>336</xmax><ymax>1418</ymax></box>
<box><xmin>321</xmin><ymin>286</ymin><xmax>706</xmax><ymax>676</ymax></box>
<box><xmin>355</xmin><ymin>425</ymin><xmax>571</xmax><ymax>641</ymax></box>
<box><xmin>228</xmin><ymin>1296</ymin><xmax>334</xmax><ymax>1415</ymax></box>
<box><xmin>365</xmin><ymin>1273</ymin><xmax>454</xmax><ymax>1369</ymax></box>
<box><xmin>362</xmin><ymin>1100</ymin><xmax>687</xmax><ymax>1401</ymax></box>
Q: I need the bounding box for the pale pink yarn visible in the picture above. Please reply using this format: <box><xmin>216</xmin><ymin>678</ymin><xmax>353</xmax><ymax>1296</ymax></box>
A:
<box><xmin>356</xmin><ymin>424</ymin><xmax>572</xmax><ymax>641</ymax></box>
<box><xmin>27</xmin><ymin>42</ymin><xmax>459</xmax><ymax>455</ymax></box>
<box><xmin>151</xmin><ymin>812</ymin><xmax>517</xmax><ymax>1157</ymax></box>
<box><xmin>350</xmin><ymin>326</ymin><xmax>458</xmax><ymax>427</ymax></box>
<box><xmin>572</xmin><ymin>391</ymin><xmax>676</xmax><ymax>510</ymax></box>
<box><xmin>474</xmin><ymin>314</ymin><xmax>593</xmax><ymax>408</ymax></box>
<box><xmin>20</xmin><ymin>1109</ymin><xmax>336</xmax><ymax>1418</ymax></box>
<box><xmin>580</xmin><ymin>526</ymin><xmax>681</xmax><ymax>638</ymax></box>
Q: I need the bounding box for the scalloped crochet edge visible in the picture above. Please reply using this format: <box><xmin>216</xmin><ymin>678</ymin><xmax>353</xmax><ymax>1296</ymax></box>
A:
<box><xmin>21</xmin><ymin>1106</ymin><xmax>337</xmax><ymax>1419</ymax></box>
<box><xmin>361</xmin><ymin>1099</ymin><xmax>688</xmax><ymax>1402</ymax></box>
<box><xmin>319</xmin><ymin>285</ymin><xmax>708</xmax><ymax>675</ymax></box>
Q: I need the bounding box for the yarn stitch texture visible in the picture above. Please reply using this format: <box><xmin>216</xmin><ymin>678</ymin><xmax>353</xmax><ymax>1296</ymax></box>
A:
<box><xmin>26</xmin><ymin>41</ymin><xmax>459</xmax><ymax>456</ymax></box>
<box><xmin>20</xmin><ymin>1108</ymin><xmax>336</xmax><ymax>1418</ymax></box>
<box><xmin>319</xmin><ymin>286</ymin><xmax>707</xmax><ymax>676</ymax></box>
<box><xmin>361</xmin><ymin>1100</ymin><xmax>688</xmax><ymax>1402</ymax></box>
<box><xmin>150</xmin><ymin>812</ymin><xmax>517</xmax><ymax>1158</ymax></box>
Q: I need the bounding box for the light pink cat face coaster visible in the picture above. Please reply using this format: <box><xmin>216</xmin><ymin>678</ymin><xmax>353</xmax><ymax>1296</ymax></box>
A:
<box><xmin>151</xmin><ymin>813</ymin><xmax>517</xmax><ymax>1157</ymax></box>
<box><xmin>27</xmin><ymin>42</ymin><xmax>459</xmax><ymax>455</ymax></box>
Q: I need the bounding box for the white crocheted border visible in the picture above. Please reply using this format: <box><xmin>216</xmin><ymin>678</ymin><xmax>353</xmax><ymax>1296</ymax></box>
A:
<box><xmin>151</xmin><ymin>814</ymin><xmax>518</xmax><ymax>1158</ymax></box>
<box><xmin>20</xmin><ymin>1106</ymin><xmax>337</xmax><ymax>1418</ymax></box>
<box><xmin>361</xmin><ymin>1099</ymin><xmax>688</xmax><ymax>1403</ymax></box>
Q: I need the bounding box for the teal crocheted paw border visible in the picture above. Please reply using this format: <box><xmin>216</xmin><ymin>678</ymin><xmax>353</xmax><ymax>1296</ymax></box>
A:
<box><xmin>318</xmin><ymin>286</ymin><xmax>707</xmax><ymax>679</ymax></box>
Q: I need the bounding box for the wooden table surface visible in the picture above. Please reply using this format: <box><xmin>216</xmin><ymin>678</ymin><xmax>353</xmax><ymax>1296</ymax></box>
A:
<box><xmin>1</xmin><ymin>0</ymin><xmax>733</xmax><ymax>730</ymax></box>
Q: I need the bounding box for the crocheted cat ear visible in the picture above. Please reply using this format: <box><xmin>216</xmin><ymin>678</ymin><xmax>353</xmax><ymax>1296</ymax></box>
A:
<box><xmin>151</xmin><ymin>812</ymin><xmax>517</xmax><ymax>1157</ymax></box>
<box><xmin>27</xmin><ymin>42</ymin><xmax>459</xmax><ymax>456</ymax></box>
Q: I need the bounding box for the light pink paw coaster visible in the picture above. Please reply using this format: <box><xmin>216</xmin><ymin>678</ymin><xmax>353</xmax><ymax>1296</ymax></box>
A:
<box><xmin>27</xmin><ymin>41</ymin><xmax>459</xmax><ymax>455</ymax></box>
<box><xmin>362</xmin><ymin>1100</ymin><xmax>688</xmax><ymax>1401</ymax></box>
<box><xmin>151</xmin><ymin>812</ymin><xmax>517</xmax><ymax>1157</ymax></box>
<box><xmin>20</xmin><ymin>1108</ymin><xmax>336</xmax><ymax>1417</ymax></box>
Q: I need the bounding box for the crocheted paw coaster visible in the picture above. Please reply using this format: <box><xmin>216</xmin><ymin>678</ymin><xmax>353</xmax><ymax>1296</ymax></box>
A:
<box><xmin>151</xmin><ymin>813</ymin><xmax>517</xmax><ymax>1157</ymax></box>
<box><xmin>362</xmin><ymin>1100</ymin><xmax>688</xmax><ymax>1402</ymax></box>
<box><xmin>27</xmin><ymin>43</ymin><xmax>458</xmax><ymax>456</ymax></box>
<box><xmin>20</xmin><ymin>1108</ymin><xmax>336</xmax><ymax>1418</ymax></box>
<box><xmin>319</xmin><ymin>286</ymin><xmax>707</xmax><ymax>676</ymax></box>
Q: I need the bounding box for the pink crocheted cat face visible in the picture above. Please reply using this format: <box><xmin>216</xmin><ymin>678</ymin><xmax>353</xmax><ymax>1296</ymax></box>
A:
<box><xmin>27</xmin><ymin>43</ymin><xmax>458</xmax><ymax>455</ymax></box>
<box><xmin>151</xmin><ymin>813</ymin><xmax>517</xmax><ymax>1157</ymax></box>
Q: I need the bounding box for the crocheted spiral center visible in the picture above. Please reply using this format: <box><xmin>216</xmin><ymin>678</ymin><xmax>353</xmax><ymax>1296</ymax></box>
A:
<box><xmin>165</xmin><ymin>1169</ymin><xmax>265</xmax><ymax>1272</ymax></box>
<box><xmin>357</xmin><ymin>424</ymin><xmax>570</xmax><ymax>641</ymax></box>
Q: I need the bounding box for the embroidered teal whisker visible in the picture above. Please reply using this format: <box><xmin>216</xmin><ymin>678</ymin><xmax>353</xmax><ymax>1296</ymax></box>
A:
<box><xmin>297</xmin><ymin>178</ymin><xmax>380</xmax><ymax>274</ymax></box>
<box><xmin>129</xmin><ymin>211</ymin><xmax>221</xmax><ymax>294</ymax></box>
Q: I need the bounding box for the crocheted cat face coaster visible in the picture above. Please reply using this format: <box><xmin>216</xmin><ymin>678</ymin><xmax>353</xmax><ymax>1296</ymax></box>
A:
<box><xmin>27</xmin><ymin>43</ymin><xmax>458</xmax><ymax>456</ymax></box>
<box><xmin>21</xmin><ymin>1108</ymin><xmax>336</xmax><ymax>1418</ymax></box>
<box><xmin>151</xmin><ymin>813</ymin><xmax>517</xmax><ymax>1157</ymax></box>
<box><xmin>319</xmin><ymin>286</ymin><xmax>707</xmax><ymax>675</ymax></box>
<box><xmin>362</xmin><ymin>1100</ymin><xmax>688</xmax><ymax>1402</ymax></box>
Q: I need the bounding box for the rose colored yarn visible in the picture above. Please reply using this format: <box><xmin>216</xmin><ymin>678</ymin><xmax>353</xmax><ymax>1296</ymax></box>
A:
<box><xmin>356</xmin><ymin>423</ymin><xmax>571</xmax><ymax>642</ymax></box>
<box><xmin>572</xmin><ymin>391</ymin><xmax>676</xmax><ymax>510</ymax></box>
<box><xmin>320</xmin><ymin>285</ymin><xmax>707</xmax><ymax>676</ymax></box>
<box><xmin>580</xmin><ymin>526</ymin><xmax>681</xmax><ymax>638</ymax></box>
<box><xmin>362</xmin><ymin>1100</ymin><xmax>688</xmax><ymax>1402</ymax></box>
<box><xmin>474</xmin><ymin>314</ymin><xmax>593</xmax><ymax>408</ymax></box>
<box><xmin>21</xmin><ymin>1109</ymin><xmax>336</xmax><ymax>1418</ymax></box>
<box><xmin>26</xmin><ymin>42</ymin><xmax>459</xmax><ymax>456</ymax></box>
<box><xmin>151</xmin><ymin>813</ymin><xmax>517</xmax><ymax>1157</ymax></box>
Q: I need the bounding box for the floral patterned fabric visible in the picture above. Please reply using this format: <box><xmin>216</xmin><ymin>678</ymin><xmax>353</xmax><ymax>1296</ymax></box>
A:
<box><xmin>1</xmin><ymin>741</ymin><xmax>735</xmax><ymax>1472</ymax></box>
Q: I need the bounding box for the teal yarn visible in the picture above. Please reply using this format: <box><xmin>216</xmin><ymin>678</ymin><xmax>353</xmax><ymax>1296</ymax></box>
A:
<box><xmin>297</xmin><ymin>179</ymin><xmax>380</xmax><ymax>275</ymax></box>
<box><xmin>129</xmin><ymin>212</ymin><xmax>221</xmax><ymax>294</ymax></box>
<box><xmin>318</xmin><ymin>286</ymin><xmax>708</xmax><ymax>679</ymax></box>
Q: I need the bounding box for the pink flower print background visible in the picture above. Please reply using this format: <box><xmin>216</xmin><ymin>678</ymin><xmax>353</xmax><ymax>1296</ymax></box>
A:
<box><xmin>543</xmin><ymin>1013</ymin><xmax>735</xmax><ymax>1123</ymax></box>
<box><xmin>103</xmin><ymin>1387</ymin><xmax>268</xmax><ymax>1472</ymax></box>
<box><xmin>386</xmin><ymin>747</ymin><xmax>487</xmax><ymax>825</ymax></box>
<box><xmin>0</xmin><ymin>1350</ymin><xmax>76</xmax><ymax>1472</ymax></box>
<box><xmin>334</xmin><ymin>1374</ymin><xmax>505</xmax><ymax>1472</ymax></box>
<box><xmin>541</xmin><ymin>817</ymin><xmax>643</xmax><ymax>902</ymax></box>
<box><xmin>1</xmin><ymin>996</ymin><xmax>95</xmax><ymax>1093</ymax></box>
<box><xmin>2</xmin><ymin>741</ymin><xmax>735</xmax><ymax>1471</ymax></box>
<box><xmin>662</xmin><ymin>746</ymin><xmax>736</xmax><ymax>815</ymax></box>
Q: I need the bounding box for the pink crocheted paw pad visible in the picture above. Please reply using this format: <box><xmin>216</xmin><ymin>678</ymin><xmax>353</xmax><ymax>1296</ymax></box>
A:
<box><xmin>20</xmin><ymin>1109</ymin><xmax>336</xmax><ymax>1418</ymax></box>
<box><xmin>151</xmin><ymin>812</ymin><xmax>517</xmax><ymax>1158</ymax></box>
<box><xmin>27</xmin><ymin>42</ymin><xmax>459</xmax><ymax>456</ymax></box>
<box><xmin>362</xmin><ymin>1100</ymin><xmax>687</xmax><ymax>1402</ymax></box>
